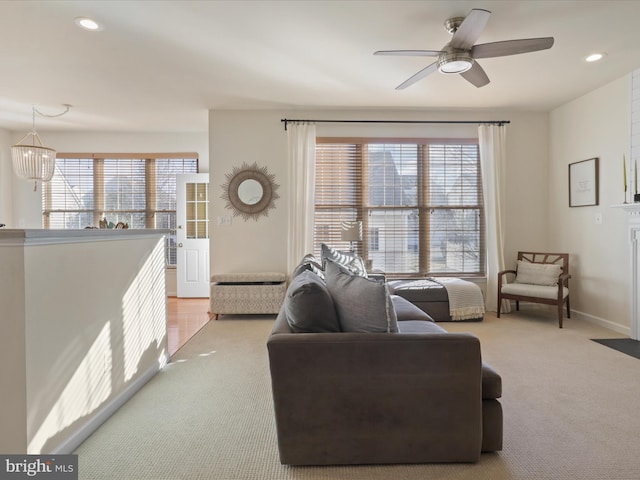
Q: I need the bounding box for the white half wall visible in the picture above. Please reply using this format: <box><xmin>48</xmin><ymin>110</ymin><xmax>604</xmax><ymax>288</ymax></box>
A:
<box><xmin>549</xmin><ymin>74</ymin><xmax>632</xmax><ymax>333</ymax></box>
<box><xmin>0</xmin><ymin>229</ymin><xmax>168</xmax><ymax>454</ymax></box>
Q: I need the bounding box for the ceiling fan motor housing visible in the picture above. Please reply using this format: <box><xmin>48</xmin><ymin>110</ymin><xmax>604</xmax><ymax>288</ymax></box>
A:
<box><xmin>444</xmin><ymin>16</ymin><xmax>465</xmax><ymax>35</ymax></box>
<box><xmin>438</xmin><ymin>45</ymin><xmax>474</xmax><ymax>74</ymax></box>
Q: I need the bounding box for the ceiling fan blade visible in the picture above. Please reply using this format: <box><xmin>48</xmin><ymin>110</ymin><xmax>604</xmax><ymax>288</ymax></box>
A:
<box><xmin>396</xmin><ymin>62</ymin><xmax>438</xmax><ymax>90</ymax></box>
<box><xmin>450</xmin><ymin>9</ymin><xmax>491</xmax><ymax>50</ymax></box>
<box><xmin>460</xmin><ymin>61</ymin><xmax>490</xmax><ymax>88</ymax></box>
<box><xmin>374</xmin><ymin>50</ymin><xmax>442</xmax><ymax>57</ymax></box>
<box><xmin>472</xmin><ymin>37</ymin><xmax>554</xmax><ymax>58</ymax></box>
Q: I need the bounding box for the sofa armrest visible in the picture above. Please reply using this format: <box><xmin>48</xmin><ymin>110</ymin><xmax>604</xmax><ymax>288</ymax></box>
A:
<box><xmin>267</xmin><ymin>331</ymin><xmax>483</xmax><ymax>465</ymax></box>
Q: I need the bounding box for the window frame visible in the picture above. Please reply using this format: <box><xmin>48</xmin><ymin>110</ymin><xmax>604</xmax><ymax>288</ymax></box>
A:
<box><xmin>315</xmin><ymin>137</ymin><xmax>485</xmax><ymax>277</ymax></box>
<box><xmin>42</xmin><ymin>152</ymin><xmax>199</xmax><ymax>267</ymax></box>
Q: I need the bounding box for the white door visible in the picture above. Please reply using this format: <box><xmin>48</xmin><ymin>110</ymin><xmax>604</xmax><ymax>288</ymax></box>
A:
<box><xmin>176</xmin><ymin>173</ymin><xmax>210</xmax><ymax>298</ymax></box>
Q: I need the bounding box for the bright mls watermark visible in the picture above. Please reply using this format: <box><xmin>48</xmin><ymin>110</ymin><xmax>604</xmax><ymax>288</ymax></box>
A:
<box><xmin>0</xmin><ymin>455</ymin><xmax>77</xmax><ymax>480</ymax></box>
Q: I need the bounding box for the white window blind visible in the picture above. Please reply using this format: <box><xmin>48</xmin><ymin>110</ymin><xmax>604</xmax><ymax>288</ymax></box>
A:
<box><xmin>314</xmin><ymin>143</ymin><xmax>362</xmax><ymax>251</ymax></box>
<box><xmin>43</xmin><ymin>153</ymin><xmax>198</xmax><ymax>266</ymax></box>
<box><xmin>315</xmin><ymin>138</ymin><xmax>484</xmax><ymax>276</ymax></box>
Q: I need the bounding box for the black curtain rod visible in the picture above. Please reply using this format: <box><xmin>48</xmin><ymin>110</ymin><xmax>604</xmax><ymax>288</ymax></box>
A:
<box><xmin>281</xmin><ymin>118</ymin><xmax>510</xmax><ymax>131</ymax></box>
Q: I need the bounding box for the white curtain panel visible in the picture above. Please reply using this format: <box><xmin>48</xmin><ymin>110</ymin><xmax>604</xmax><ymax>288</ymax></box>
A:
<box><xmin>479</xmin><ymin>124</ymin><xmax>511</xmax><ymax>313</ymax></box>
<box><xmin>286</xmin><ymin>122</ymin><xmax>316</xmax><ymax>274</ymax></box>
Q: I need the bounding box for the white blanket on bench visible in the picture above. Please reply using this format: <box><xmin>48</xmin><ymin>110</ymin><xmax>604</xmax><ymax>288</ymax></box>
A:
<box><xmin>433</xmin><ymin>278</ymin><xmax>485</xmax><ymax>321</ymax></box>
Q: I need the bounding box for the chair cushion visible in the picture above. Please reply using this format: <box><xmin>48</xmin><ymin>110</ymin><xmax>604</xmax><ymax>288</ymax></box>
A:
<box><xmin>514</xmin><ymin>261</ymin><xmax>561</xmax><ymax>286</ymax></box>
<box><xmin>501</xmin><ymin>283</ymin><xmax>568</xmax><ymax>300</ymax></box>
<box><xmin>324</xmin><ymin>258</ymin><xmax>398</xmax><ymax>333</ymax></box>
<box><xmin>284</xmin><ymin>270</ymin><xmax>340</xmax><ymax>333</ymax></box>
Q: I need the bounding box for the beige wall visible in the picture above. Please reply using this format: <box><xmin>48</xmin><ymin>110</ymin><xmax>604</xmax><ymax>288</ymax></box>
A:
<box><xmin>503</xmin><ymin>114</ymin><xmax>551</xmax><ymax>259</ymax></box>
<box><xmin>0</xmin><ymin>128</ymin><xmax>12</xmax><ymax>227</ymax></box>
<box><xmin>549</xmin><ymin>75</ymin><xmax>632</xmax><ymax>333</ymax></box>
<box><xmin>209</xmin><ymin>110</ymin><xmax>289</xmax><ymax>273</ymax></box>
<box><xmin>208</xmin><ymin>108</ymin><xmax>550</xmax><ymax>276</ymax></box>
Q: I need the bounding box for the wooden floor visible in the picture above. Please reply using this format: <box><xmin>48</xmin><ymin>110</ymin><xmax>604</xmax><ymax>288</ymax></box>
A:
<box><xmin>167</xmin><ymin>297</ymin><xmax>212</xmax><ymax>356</ymax></box>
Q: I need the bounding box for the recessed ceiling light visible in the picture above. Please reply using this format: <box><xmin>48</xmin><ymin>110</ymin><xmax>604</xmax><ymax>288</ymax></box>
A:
<box><xmin>585</xmin><ymin>53</ymin><xmax>606</xmax><ymax>62</ymax></box>
<box><xmin>75</xmin><ymin>17</ymin><xmax>102</xmax><ymax>31</ymax></box>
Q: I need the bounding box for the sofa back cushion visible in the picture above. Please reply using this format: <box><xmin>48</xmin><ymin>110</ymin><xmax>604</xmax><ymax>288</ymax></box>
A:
<box><xmin>324</xmin><ymin>259</ymin><xmax>398</xmax><ymax>333</ymax></box>
<box><xmin>284</xmin><ymin>270</ymin><xmax>340</xmax><ymax>333</ymax></box>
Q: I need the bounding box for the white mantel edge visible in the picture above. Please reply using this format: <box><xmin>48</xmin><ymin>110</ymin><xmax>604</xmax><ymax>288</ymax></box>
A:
<box><xmin>611</xmin><ymin>203</ymin><xmax>640</xmax><ymax>212</ymax></box>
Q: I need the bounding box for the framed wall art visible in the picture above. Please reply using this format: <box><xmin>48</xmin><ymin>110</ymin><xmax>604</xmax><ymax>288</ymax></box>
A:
<box><xmin>569</xmin><ymin>157</ymin><xmax>599</xmax><ymax>207</ymax></box>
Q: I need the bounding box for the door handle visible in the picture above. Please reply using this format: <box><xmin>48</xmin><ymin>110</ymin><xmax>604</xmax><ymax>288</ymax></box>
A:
<box><xmin>178</xmin><ymin>225</ymin><xmax>183</xmax><ymax>229</ymax></box>
<box><xmin>178</xmin><ymin>243</ymin><xmax>183</xmax><ymax>248</ymax></box>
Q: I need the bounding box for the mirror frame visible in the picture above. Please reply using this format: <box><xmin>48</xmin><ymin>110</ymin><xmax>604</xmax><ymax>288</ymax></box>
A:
<box><xmin>220</xmin><ymin>162</ymin><xmax>280</xmax><ymax>221</ymax></box>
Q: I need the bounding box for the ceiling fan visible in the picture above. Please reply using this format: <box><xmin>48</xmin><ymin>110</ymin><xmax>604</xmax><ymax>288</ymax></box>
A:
<box><xmin>374</xmin><ymin>8</ymin><xmax>554</xmax><ymax>89</ymax></box>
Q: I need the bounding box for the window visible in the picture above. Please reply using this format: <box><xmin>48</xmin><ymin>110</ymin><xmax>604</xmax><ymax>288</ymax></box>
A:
<box><xmin>315</xmin><ymin>139</ymin><xmax>484</xmax><ymax>276</ymax></box>
<box><xmin>43</xmin><ymin>153</ymin><xmax>199</xmax><ymax>266</ymax></box>
<box><xmin>369</xmin><ymin>227</ymin><xmax>380</xmax><ymax>252</ymax></box>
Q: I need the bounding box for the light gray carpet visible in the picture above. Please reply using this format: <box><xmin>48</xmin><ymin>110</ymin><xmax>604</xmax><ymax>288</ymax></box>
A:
<box><xmin>76</xmin><ymin>309</ymin><xmax>640</xmax><ymax>479</ymax></box>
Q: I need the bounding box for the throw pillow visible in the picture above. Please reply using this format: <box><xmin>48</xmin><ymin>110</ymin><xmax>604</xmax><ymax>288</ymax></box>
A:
<box><xmin>284</xmin><ymin>270</ymin><xmax>340</xmax><ymax>333</ymax></box>
<box><xmin>514</xmin><ymin>260</ymin><xmax>562</xmax><ymax>286</ymax></box>
<box><xmin>324</xmin><ymin>258</ymin><xmax>398</xmax><ymax>333</ymax></box>
<box><xmin>320</xmin><ymin>243</ymin><xmax>368</xmax><ymax>277</ymax></box>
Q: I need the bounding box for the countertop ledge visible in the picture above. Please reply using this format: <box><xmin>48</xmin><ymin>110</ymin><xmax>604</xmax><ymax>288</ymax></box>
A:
<box><xmin>0</xmin><ymin>228</ymin><xmax>169</xmax><ymax>245</ymax></box>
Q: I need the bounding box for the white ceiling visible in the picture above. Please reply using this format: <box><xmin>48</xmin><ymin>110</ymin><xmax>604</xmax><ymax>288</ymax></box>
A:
<box><xmin>2</xmin><ymin>0</ymin><xmax>640</xmax><ymax>133</ymax></box>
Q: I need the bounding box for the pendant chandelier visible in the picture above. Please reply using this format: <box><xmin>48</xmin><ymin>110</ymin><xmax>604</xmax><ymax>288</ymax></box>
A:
<box><xmin>11</xmin><ymin>104</ymin><xmax>70</xmax><ymax>191</ymax></box>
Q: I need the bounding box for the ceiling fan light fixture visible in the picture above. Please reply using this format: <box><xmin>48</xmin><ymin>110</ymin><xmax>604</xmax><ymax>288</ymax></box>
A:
<box><xmin>437</xmin><ymin>51</ymin><xmax>474</xmax><ymax>74</ymax></box>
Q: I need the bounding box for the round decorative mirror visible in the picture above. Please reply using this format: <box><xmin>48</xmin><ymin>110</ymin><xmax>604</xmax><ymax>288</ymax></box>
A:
<box><xmin>220</xmin><ymin>162</ymin><xmax>279</xmax><ymax>221</ymax></box>
<box><xmin>237</xmin><ymin>179</ymin><xmax>263</xmax><ymax>205</ymax></box>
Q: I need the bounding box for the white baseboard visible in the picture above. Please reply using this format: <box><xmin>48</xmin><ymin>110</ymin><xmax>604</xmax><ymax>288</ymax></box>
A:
<box><xmin>51</xmin><ymin>354</ymin><xmax>169</xmax><ymax>454</ymax></box>
<box><xmin>571</xmin><ymin>309</ymin><xmax>630</xmax><ymax>336</ymax></box>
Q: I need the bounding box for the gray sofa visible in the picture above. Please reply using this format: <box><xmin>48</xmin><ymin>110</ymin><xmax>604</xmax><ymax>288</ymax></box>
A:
<box><xmin>266</xmin><ymin>253</ymin><xmax>502</xmax><ymax>466</ymax></box>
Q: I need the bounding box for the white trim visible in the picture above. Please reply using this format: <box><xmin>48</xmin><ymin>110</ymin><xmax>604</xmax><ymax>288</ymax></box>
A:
<box><xmin>571</xmin><ymin>309</ymin><xmax>631</xmax><ymax>336</ymax></box>
<box><xmin>49</xmin><ymin>355</ymin><xmax>169</xmax><ymax>454</ymax></box>
<box><xmin>631</xmin><ymin>228</ymin><xmax>640</xmax><ymax>340</ymax></box>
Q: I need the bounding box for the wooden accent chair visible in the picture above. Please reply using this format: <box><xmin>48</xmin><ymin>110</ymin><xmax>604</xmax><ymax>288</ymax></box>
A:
<box><xmin>497</xmin><ymin>252</ymin><xmax>571</xmax><ymax>328</ymax></box>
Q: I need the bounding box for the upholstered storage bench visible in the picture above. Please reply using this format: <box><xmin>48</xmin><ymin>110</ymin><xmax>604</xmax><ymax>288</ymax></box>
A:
<box><xmin>387</xmin><ymin>278</ymin><xmax>485</xmax><ymax>322</ymax></box>
<box><xmin>210</xmin><ymin>272</ymin><xmax>286</xmax><ymax>319</ymax></box>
